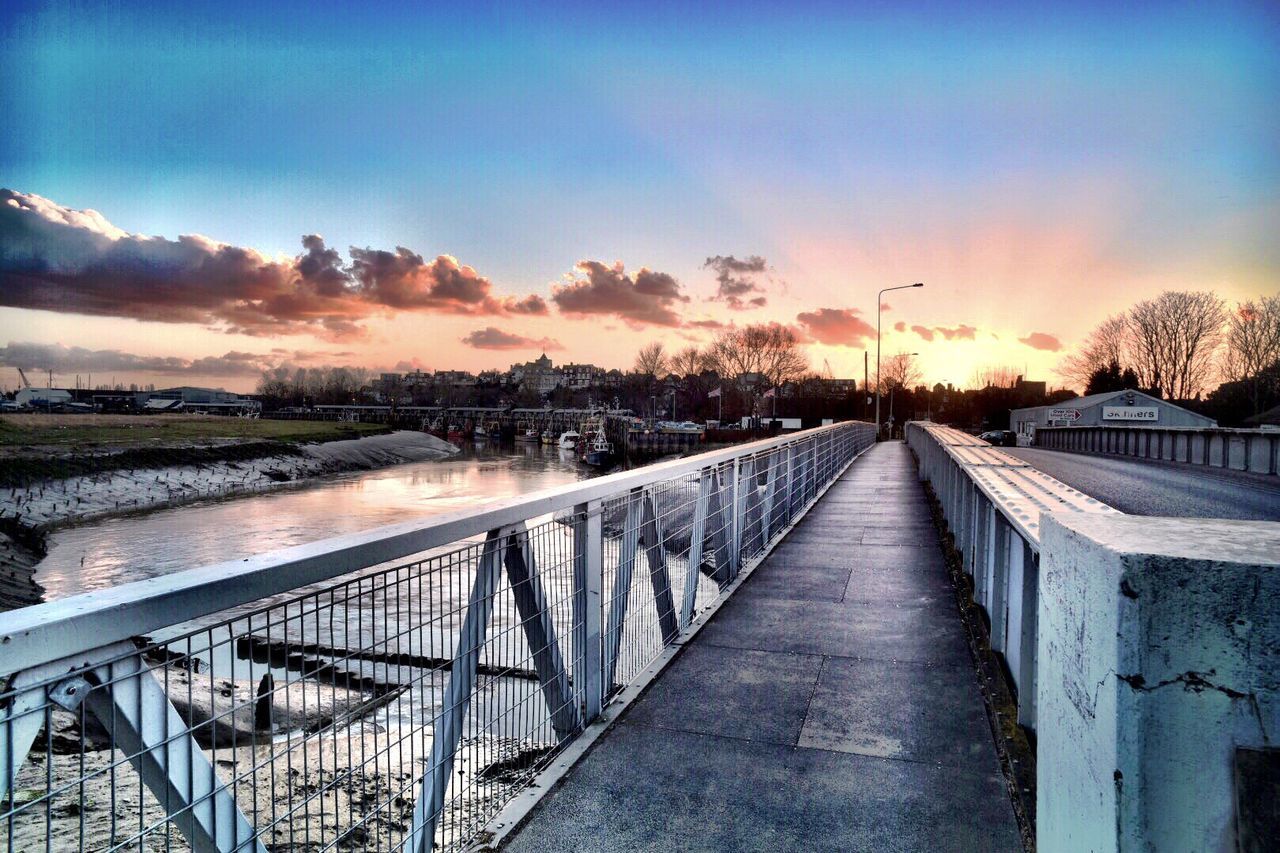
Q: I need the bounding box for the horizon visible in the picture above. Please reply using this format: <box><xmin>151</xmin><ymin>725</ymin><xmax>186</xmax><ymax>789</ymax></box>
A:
<box><xmin>2</xmin><ymin>1</ymin><xmax>1277</xmax><ymax>396</ymax></box>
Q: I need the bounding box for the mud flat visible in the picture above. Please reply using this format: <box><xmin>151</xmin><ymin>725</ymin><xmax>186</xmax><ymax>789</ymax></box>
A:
<box><xmin>0</xmin><ymin>430</ymin><xmax>459</xmax><ymax>611</ymax></box>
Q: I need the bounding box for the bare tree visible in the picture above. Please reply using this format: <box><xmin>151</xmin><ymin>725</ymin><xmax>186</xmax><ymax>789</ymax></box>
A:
<box><xmin>705</xmin><ymin>323</ymin><xmax>809</xmax><ymax>412</ymax></box>
<box><xmin>969</xmin><ymin>365</ymin><xmax>1021</xmax><ymax>390</ymax></box>
<box><xmin>876</xmin><ymin>352</ymin><xmax>922</xmax><ymax>392</ymax></box>
<box><xmin>1224</xmin><ymin>295</ymin><xmax>1280</xmax><ymax>413</ymax></box>
<box><xmin>1127</xmin><ymin>291</ymin><xmax>1226</xmax><ymax>400</ymax></box>
<box><xmin>669</xmin><ymin>346</ymin><xmax>705</xmax><ymax>378</ymax></box>
<box><xmin>633</xmin><ymin>342</ymin><xmax>669</xmax><ymax>377</ymax></box>
<box><xmin>1057</xmin><ymin>314</ymin><xmax>1129</xmax><ymax>391</ymax></box>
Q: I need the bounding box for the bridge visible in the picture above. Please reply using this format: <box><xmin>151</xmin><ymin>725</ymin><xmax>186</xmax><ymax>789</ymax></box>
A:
<box><xmin>0</xmin><ymin>422</ymin><xmax>1275</xmax><ymax>852</ymax></box>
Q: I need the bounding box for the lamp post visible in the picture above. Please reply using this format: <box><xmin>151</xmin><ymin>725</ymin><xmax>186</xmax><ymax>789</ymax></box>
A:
<box><xmin>876</xmin><ymin>283</ymin><xmax>924</xmax><ymax>436</ymax></box>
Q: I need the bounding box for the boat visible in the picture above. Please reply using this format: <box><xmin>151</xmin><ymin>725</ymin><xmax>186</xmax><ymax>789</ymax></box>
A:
<box><xmin>446</xmin><ymin>424</ymin><xmax>465</xmax><ymax>443</ymax></box>
<box><xmin>515</xmin><ymin>427</ymin><xmax>540</xmax><ymax>443</ymax></box>
<box><xmin>473</xmin><ymin>425</ymin><xmax>488</xmax><ymax>439</ymax></box>
<box><xmin>558</xmin><ymin>430</ymin><xmax>580</xmax><ymax>450</ymax></box>
<box><xmin>582</xmin><ymin>431</ymin><xmax>614</xmax><ymax>467</ymax></box>
<box><xmin>540</xmin><ymin>431</ymin><xmax>557</xmax><ymax>445</ymax></box>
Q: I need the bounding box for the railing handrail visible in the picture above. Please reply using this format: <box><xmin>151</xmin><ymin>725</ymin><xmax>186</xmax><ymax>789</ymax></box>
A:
<box><xmin>0</xmin><ymin>421</ymin><xmax>859</xmax><ymax>677</ymax></box>
<box><xmin>1037</xmin><ymin>423</ymin><xmax>1277</xmax><ymax>435</ymax></box>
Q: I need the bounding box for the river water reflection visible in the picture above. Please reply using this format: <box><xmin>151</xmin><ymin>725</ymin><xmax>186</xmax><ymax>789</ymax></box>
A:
<box><xmin>37</xmin><ymin>441</ymin><xmax>595</xmax><ymax>601</ymax></box>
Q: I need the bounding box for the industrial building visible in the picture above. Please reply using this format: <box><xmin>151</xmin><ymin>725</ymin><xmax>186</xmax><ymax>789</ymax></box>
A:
<box><xmin>1009</xmin><ymin>389</ymin><xmax>1216</xmax><ymax>440</ymax></box>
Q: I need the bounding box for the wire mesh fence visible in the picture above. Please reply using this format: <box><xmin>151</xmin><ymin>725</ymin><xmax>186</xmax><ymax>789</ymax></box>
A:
<box><xmin>1</xmin><ymin>422</ymin><xmax>874</xmax><ymax>852</ymax></box>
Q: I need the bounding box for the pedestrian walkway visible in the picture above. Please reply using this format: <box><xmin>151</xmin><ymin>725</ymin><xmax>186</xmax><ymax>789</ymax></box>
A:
<box><xmin>501</xmin><ymin>442</ymin><xmax>1022</xmax><ymax>852</ymax></box>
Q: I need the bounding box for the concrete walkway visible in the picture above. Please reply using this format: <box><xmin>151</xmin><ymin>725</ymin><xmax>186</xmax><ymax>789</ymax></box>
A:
<box><xmin>502</xmin><ymin>442</ymin><xmax>1022</xmax><ymax>853</ymax></box>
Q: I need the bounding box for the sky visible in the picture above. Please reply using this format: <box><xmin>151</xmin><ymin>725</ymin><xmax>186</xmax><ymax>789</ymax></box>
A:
<box><xmin>1</xmin><ymin>0</ymin><xmax>1277</xmax><ymax>394</ymax></box>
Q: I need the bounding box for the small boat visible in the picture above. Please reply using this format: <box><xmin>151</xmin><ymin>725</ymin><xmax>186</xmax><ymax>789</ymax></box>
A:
<box><xmin>515</xmin><ymin>427</ymin><xmax>540</xmax><ymax>443</ymax></box>
<box><xmin>558</xmin><ymin>430</ymin><xmax>580</xmax><ymax>450</ymax></box>
<box><xmin>582</xmin><ymin>432</ymin><xmax>613</xmax><ymax>467</ymax></box>
<box><xmin>473</xmin><ymin>425</ymin><xmax>487</xmax><ymax>439</ymax></box>
<box><xmin>447</xmin><ymin>425</ymin><xmax>464</xmax><ymax>443</ymax></box>
<box><xmin>540</xmin><ymin>431</ymin><xmax>557</xmax><ymax>445</ymax></box>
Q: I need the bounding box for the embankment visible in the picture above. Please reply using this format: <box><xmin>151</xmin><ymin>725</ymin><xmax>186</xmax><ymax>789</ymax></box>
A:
<box><xmin>0</xmin><ymin>430</ymin><xmax>460</xmax><ymax>611</ymax></box>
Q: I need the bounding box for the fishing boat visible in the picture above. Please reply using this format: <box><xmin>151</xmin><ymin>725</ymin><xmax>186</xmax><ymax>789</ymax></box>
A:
<box><xmin>446</xmin><ymin>424</ymin><xmax>465</xmax><ymax>443</ymax></box>
<box><xmin>515</xmin><ymin>426</ymin><xmax>540</xmax><ymax>443</ymax></box>
<box><xmin>581</xmin><ymin>431</ymin><xmax>613</xmax><ymax>467</ymax></box>
<box><xmin>540</xmin><ymin>430</ymin><xmax>557</xmax><ymax>445</ymax></box>
<box><xmin>558</xmin><ymin>430</ymin><xmax>580</xmax><ymax>450</ymax></box>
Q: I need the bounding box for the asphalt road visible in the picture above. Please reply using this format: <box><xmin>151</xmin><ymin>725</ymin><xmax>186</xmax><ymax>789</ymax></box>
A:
<box><xmin>1006</xmin><ymin>447</ymin><xmax>1280</xmax><ymax>521</ymax></box>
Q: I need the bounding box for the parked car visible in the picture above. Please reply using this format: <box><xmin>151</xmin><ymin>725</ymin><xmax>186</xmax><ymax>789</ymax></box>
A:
<box><xmin>978</xmin><ymin>429</ymin><xmax>1018</xmax><ymax>447</ymax></box>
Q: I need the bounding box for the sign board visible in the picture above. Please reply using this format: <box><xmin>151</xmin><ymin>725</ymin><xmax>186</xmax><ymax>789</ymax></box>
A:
<box><xmin>1048</xmin><ymin>408</ymin><xmax>1082</xmax><ymax>422</ymax></box>
<box><xmin>1102</xmin><ymin>406</ymin><xmax>1158</xmax><ymax>422</ymax></box>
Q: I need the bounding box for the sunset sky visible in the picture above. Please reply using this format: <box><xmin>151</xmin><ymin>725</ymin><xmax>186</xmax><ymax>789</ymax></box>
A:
<box><xmin>2</xmin><ymin>0</ymin><xmax>1277</xmax><ymax>393</ymax></box>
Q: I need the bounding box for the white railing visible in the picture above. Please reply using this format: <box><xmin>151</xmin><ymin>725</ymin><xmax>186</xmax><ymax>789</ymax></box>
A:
<box><xmin>1036</xmin><ymin>424</ymin><xmax>1280</xmax><ymax>475</ymax></box>
<box><xmin>0</xmin><ymin>421</ymin><xmax>875</xmax><ymax>852</ymax></box>
<box><xmin>905</xmin><ymin>421</ymin><xmax>1120</xmax><ymax>730</ymax></box>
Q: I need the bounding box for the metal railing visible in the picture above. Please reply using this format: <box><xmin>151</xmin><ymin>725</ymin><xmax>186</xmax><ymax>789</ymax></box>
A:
<box><xmin>1035</xmin><ymin>424</ymin><xmax>1280</xmax><ymax>475</ymax></box>
<box><xmin>906</xmin><ymin>421</ymin><xmax>1120</xmax><ymax>731</ymax></box>
<box><xmin>1</xmin><ymin>421</ymin><xmax>875</xmax><ymax>852</ymax></box>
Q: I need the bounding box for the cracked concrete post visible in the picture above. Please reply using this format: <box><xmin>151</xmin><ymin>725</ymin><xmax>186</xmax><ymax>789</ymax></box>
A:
<box><xmin>1036</xmin><ymin>514</ymin><xmax>1280</xmax><ymax>852</ymax></box>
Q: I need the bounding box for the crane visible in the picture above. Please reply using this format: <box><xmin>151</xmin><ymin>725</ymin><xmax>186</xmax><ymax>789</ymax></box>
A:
<box><xmin>821</xmin><ymin>359</ymin><xmax>835</xmax><ymax>380</ymax></box>
<box><xmin>16</xmin><ymin>368</ymin><xmax>31</xmax><ymax>389</ymax></box>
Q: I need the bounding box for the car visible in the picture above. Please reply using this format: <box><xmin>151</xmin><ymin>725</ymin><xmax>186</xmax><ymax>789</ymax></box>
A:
<box><xmin>979</xmin><ymin>429</ymin><xmax>1018</xmax><ymax>447</ymax></box>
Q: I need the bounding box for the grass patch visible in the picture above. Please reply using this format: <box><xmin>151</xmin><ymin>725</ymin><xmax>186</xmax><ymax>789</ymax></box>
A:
<box><xmin>0</xmin><ymin>414</ymin><xmax>389</xmax><ymax>451</ymax></box>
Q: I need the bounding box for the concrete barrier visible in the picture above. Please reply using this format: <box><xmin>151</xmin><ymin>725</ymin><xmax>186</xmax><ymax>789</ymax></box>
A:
<box><xmin>1037</xmin><ymin>514</ymin><xmax>1280</xmax><ymax>852</ymax></box>
<box><xmin>1036</xmin><ymin>425</ymin><xmax>1280</xmax><ymax>475</ymax></box>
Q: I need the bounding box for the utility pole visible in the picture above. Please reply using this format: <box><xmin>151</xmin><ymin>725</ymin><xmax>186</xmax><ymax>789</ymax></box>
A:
<box><xmin>875</xmin><ymin>283</ymin><xmax>924</xmax><ymax>436</ymax></box>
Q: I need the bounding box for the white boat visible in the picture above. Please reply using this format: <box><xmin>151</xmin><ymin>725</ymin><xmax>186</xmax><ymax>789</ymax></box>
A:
<box><xmin>515</xmin><ymin>427</ymin><xmax>540</xmax><ymax>443</ymax></box>
<box><xmin>558</xmin><ymin>430</ymin><xmax>580</xmax><ymax>450</ymax></box>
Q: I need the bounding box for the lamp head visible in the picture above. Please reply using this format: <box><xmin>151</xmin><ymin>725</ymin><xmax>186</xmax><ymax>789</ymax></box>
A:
<box><xmin>912</xmin><ymin>282</ymin><xmax>924</xmax><ymax>287</ymax></box>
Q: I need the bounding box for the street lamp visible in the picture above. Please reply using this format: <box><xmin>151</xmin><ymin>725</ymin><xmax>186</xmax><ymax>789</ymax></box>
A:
<box><xmin>876</xmin><ymin>283</ymin><xmax>924</xmax><ymax>436</ymax></box>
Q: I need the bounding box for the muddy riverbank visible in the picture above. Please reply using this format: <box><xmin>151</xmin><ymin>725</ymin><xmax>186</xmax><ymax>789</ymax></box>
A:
<box><xmin>0</xmin><ymin>431</ymin><xmax>460</xmax><ymax>611</ymax></box>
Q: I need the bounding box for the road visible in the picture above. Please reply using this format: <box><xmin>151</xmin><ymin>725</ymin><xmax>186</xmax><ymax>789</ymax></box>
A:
<box><xmin>1006</xmin><ymin>447</ymin><xmax>1280</xmax><ymax>521</ymax></box>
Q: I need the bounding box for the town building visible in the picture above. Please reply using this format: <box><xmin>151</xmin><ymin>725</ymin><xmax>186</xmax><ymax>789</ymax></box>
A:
<box><xmin>1010</xmin><ymin>389</ymin><xmax>1216</xmax><ymax>439</ymax></box>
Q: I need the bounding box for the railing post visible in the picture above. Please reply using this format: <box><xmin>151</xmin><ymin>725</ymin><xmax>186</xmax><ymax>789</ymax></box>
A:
<box><xmin>572</xmin><ymin>500</ymin><xmax>603</xmax><ymax>722</ymax></box>
<box><xmin>729</xmin><ymin>458</ymin><xmax>742</xmax><ymax>576</ymax></box>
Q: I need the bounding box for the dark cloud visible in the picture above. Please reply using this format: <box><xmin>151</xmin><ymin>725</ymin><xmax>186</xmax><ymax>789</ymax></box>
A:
<box><xmin>893</xmin><ymin>321</ymin><xmax>906</xmax><ymax>333</ymax></box>
<box><xmin>461</xmin><ymin>327</ymin><xmax>564</xmax><ymax>351</ymax></box>
<box><xmin>0</xmin><ymin>189</ymin><xmax>546</xmax><ymax>340</ymax></box>
<box><xmin>0</xmin><ymin>341</ymin><xmax>275</xmax><ymax>376</ymax></box>
<box><xmin>703</xmin><ymin>254</ymin><xmax>770</xmax><ymax>310</ymax></box>
<box><xmin>552</xmin><ymin>260</ymin><xmax>688</xmax><ymax>327</ymax></box>
<box><xmin>794</xmin><ymin>308</ymin><xmax>875</xmax><ymax>346</ymax></box>
<box><xmin>910</xmin><ymin>325</ymin><xmax>936</xmax><ymax>342</ymax></box>
<box><xmin>1018</xmin><ymin>332</ymin><xmax>1063</xmax><ymax>352</ymax></box>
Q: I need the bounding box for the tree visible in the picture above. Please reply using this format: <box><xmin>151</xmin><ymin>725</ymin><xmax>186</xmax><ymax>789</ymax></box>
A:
<box><xmin>877</xmin><ymin>352</ymin><xmax>922</xmax><ymax>392</ymax></box>
<box><xmin>1223</xmin><ymin>296</ymin><xmax>1280</xmax><ymax>415</ymax></box>
<box><xmin>669</xmin><ymin>346</ymin><xmax>705</xmax><ymax>379</ymax></box>
<box><xmin>633</xmin><ymin>342</ymin><xmax>669</xmax><ymax>377</ymax></box>
<box><xmin>969</xmin><ymin>365</ymin><xmax>1020</xmax><ymax>390</ymax></box>
<box><xmin>1127</xmin><ymin>290</ymin><xmax>1226</xmax><ymax>400</ymax></box>
<box><xmin>1058</xmin><ymin>314</ymin><xmax>1129</xmax><ymax>392</ymax></box>
<box><xmin>705</xmin><ymin>323</ymin><xmax>809</xmax><ymax>413</ymax></box>
<box><xmin>1084</xmin><ymin>359</ymin><xmax>1141</xmax><ymax>396</ymax></box>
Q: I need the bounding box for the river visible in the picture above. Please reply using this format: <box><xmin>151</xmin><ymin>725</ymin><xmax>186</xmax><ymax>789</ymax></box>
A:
<box><xmin>37</xmin><ymin>441</ymin><xmax>594</xmax><ymax>600</ymax></box>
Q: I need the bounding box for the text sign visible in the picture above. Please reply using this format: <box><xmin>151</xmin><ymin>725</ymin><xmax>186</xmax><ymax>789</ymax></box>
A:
<box><xmin>1102</xmin><ymin>406</ymin><xmax>1158</xmax><ymax>422</ymax></box>
<box><xmin>1048</xmin><ymin>408</ymin><xmax>1082</xmax><ymax>422</ymax></box>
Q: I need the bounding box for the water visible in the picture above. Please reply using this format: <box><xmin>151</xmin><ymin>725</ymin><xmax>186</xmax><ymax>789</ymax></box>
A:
<box><xmin>37</xmin><ymin>441</ymin><xmax>593</xmax><ymax>600</ymax></box>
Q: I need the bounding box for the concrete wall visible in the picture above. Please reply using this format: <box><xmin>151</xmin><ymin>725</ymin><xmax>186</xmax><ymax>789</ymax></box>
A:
<box><xmin>1036</xmin><ymin>425</ymin><xmax>1280</xmax><ymax>475</ymax></box>
<box><xmin>1037</xmin><ymin>514</ymin><xmax>1280</xmax><ymax>852</ymax></box>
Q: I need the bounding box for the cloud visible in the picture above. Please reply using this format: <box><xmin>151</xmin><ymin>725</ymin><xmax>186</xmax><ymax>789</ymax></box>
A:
<box><xmin>552</xmin><ymin>260</ymin><xmax>689</xmax><ymax>326</ymax></box>
<box><xmin>1018</xmin><ymin>331</ymin><xmax>1063</xmax><ymax>351</ymax></box>
<box><xmin>881</xmin><ymin>302</ymin><xmax>891</xmax><ymax>311</ymax></box>
<box><xmin>688</xmin><ymin>318</ymin><xmax>727</xmax><ymax>330</ymax></box>
<box><xmin>794</xmin><ymin>308</ymin><xmax>876</xmax><ymax>346</ymax></box>
<box><xmin>0</xmin><ymin>341</ymin><xmax>277</xmax><ymax>376</ymax></box>
<box><xmin>893</xmin><ymin>321</ymin><xmax>906</xmax><ymax>332</ymax></box>
<box><xmin>0</xmin><ymin>189</ymin><xmax>546</xmax><ymax>340</ymax></box>
<box><xmin>910</xmin><ymin>325</ymin><xmax>935</xmax><ymax>342</ymax></box>
<box><xmin>703</xmin><ymin>254</ymin><xmax>770</xmax><ymax>310</ymax></box>
<box><xmin>461</xmin><ymin>327</ymin><xmax>564</xmax><ymax>351</ymax></box>
<box><xmin>935</xmin><ymin>324</ymin><xmax>978</xmax><ymax>341</ymax></box>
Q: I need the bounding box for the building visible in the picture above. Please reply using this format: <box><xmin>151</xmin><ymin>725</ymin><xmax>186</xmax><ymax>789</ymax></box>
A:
<box><xmin>510</xmin><ymin>354</ymin><xmax>563</xmax><ymax>396</ymax></box>
<box><xmin>433</xmin><ymin>370</ymin><xmax>477</xmax><ymax>387</ymax></box>
<box><xmin>1010</xmin><ymin>389</ymin><xmax>1216</xmax><ymax>440</ymax></box>
<box><xmin>561</xmin><ymin>363</ymin><xmax>606</xmax><ymax>390</ymax></box>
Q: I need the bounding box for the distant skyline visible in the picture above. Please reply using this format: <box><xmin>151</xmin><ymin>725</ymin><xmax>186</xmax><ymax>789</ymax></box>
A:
<box><xmin>2</xmin><ymin>1</ymin><xmax>1277</xmax><ymax>394</ymax></box>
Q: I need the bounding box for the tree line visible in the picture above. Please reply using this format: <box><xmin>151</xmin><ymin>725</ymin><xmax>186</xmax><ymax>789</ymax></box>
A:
<box><xmin>1058</xmin><ymin>291</ymin><xmax>1280</xmax><ymax>424</ymax></box>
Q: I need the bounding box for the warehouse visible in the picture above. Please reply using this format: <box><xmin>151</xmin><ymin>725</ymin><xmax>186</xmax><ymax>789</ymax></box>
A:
<box><xmin>1010</xmin><ymin>389</ymin><xmax>1216</xmax><ymax>441</ymax></box>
